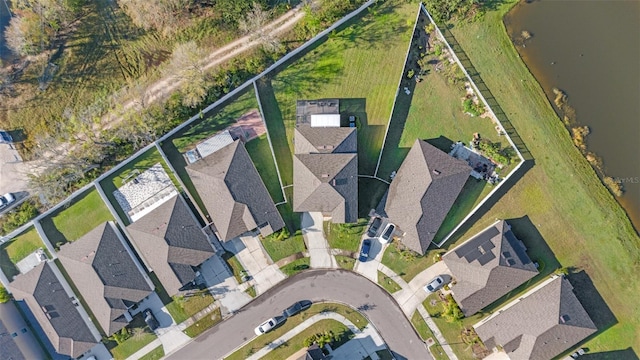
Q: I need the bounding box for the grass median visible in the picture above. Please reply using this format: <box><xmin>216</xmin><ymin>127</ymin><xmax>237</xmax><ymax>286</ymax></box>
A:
<box><xmin>224</xmin><ymin>303</ymin><xmax>367</xmax><ymax>360</ymax></box>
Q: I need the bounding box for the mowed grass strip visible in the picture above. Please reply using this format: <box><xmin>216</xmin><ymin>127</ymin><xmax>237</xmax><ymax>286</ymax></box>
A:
<box><xmin>138</xmin><ymin>345</ymin><xmax>164</xmax><ymax>360</ymax></box>
<box><xmin>264</xmin><ymin>0</ymin><xmax>417</xmax><ymax>176</ymax></box>
<box><xmin>40</xmin><ymin>188</ymin><xmax>114</xmax><ymax>247</ymax></box>
<box><xmin>381</xmin><ymin>241</ymin><xmax>442</xmax><ymax>282</ymax></box>
<box><xmin>245</xmin><ymin>134</ymin><xmax>285</xmax><ymax>204</ymax></box>
<box><xmin>377</xmin><ymin>271</ymin><xmax>402</xmax><ymax>294</ymax></box>
<box><xmin>335</xmin><ymin>255</ymin><xmax>356</xmax><ymax>270</ymax></box>
<box><xmin>183</xmin><ymin>308</ymin><xmax>222</xmax><ymax>338</ymax></box>
<box><xmin>447</xmin><ymin>0</ymin><xmax>640</xmax><ymax>352</ymax></box>
<box><xmin>262</xmin><ymin>234</ymin><xmax>306</xmax><ymax>263</ymax></box>
<box><xmin>225</xmin><ymin>303</ymin><xmax>367</xmax><ymax>360</ymax></box>
<box><xmin>4</xmin><ymin>227</ymin><xmax>45</xmax><ymax>263</ymax></box>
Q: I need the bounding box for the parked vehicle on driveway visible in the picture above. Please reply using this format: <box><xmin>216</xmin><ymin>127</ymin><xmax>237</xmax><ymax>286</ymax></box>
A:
<box><xmin>367</xmin><ymin>217</ymin><xmax>382</xmax><ymax>237</ymax></box>
<box><xmin>0</xmin><ymin>130</ymin><xmax>12</xmax><ymax>144</ymax></box>
<box><xmin>378</xmin><ymin>223</ymin><xmax>395</xmax><ymax>244</ymax></box>
<box><xmin>283</xmin><ymin>300</ymin><xmax>312</xmax><ymax>318</ymax></box>
<box><xmin>423</xmin><ymin>276</ymin><xmax>445</xmax><ymax>293</ymax></box>
<box><xmin>143</xmin><ymin>309</ymin><xmax>159</xmax><ymax>331</ymax></box>
<box><xmin>359</xmin><ymin>239</ymin><xmax>372</xmax><ymax>262</ymax></box>
<box><xmin>0</xmin><ymin>193</ymin><xmax>15</xmax><ymax>210</ymax></box>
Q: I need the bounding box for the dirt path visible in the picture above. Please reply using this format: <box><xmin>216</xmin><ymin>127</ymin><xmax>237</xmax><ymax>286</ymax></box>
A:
<box><xmin>100</xmin><ymin>5</ymin><xmax>307</xmax><ymax>131</ymax></box>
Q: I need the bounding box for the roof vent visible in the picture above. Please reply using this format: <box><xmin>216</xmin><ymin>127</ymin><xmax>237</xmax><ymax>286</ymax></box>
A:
<box><xmin>560</xmin><ymin>314</ymin><xmax>571</xmax><ymax>323</ymax></box>
<box><xmin>507</xmin><ymin>259</ymin><xmax>516</xmax><ymax>266</ymax></box>
<box><xmin>321</xmin><ymin>174</ymin><xmax>330</xmax><ymax>178</ymax></box>
<box><xmin>433</xmin><ymin>169</ymin><xmax>441</xmax><ymax>175</ymax></box>
<box><xmin>502</xmin><ymin>251</ymin><xmax>511</xmax><ymax>258</ymax></box>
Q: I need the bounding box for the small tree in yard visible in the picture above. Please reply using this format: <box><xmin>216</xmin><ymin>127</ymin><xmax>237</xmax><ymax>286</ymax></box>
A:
<box><xmin>165</xmin><ymin>41</ymin><xmax>209</xmax><ymax>108</ymax></box>
<box><xmin>239</xmin><ymin>2</ymin><xmax>281</xmax><ymax>52</ymax></box>
<box><xmin>0</xmin><ymin>285</ymin><xmax>10</xmax><ymax>303</ymax></box>
<box><xmin>442</xmin><ymin>294</ymin><xmax>464</xmax><ymax>323</ymax></box>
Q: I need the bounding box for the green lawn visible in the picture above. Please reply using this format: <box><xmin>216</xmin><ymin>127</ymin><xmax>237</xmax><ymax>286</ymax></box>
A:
<box><xmin>245</xmin><ymin>285</ymin><xmax>257</xmax><ymax>298</ymax></box>
<box><xmin>323</xmin><ymin>219</ymin><xmax>368</xmax><ymax>252</ymax></box>
<box><xmin>444</xmin><ymin>0</ymin><xmax>640</xmax><ymax>353</ymax></box>
<box><xmin>335</xmin><ymin>255</ymin><xmax>356</xmax><ymax>270</ymax></box>
<box><xmin>171</xmin><ymin>89</ymin><xmax>259</xmax><ymax>153</ymax></box>
<box><xmin>381</xmin><ymin>241</ymin><xmax>444</xmax><ymax>282</ymax></box>
<box><xmin>433</xmin><ymin>178</ymin><xmax>490</xmax><ymax>243</ymax></box>
<box><xmin>377</xmin><ymin>271</ymin><xmax>402</xmax><ymax>294</ymax></box>
<box><xmin>261</xmin><ymin>320</ymin><xmax>353</xmax><ymax>360</ymax></box>
<box><xmin>110</xmin><ymin>332</ymin><xmax>157</xmax><ymax>360</ymax></box>
<box><xmin>225</xmin><ymin>303</ymin><xmax>367</xmax><ymax>360</ymax></box>
<box><xmin>4</xmin><ymin>227</ymin><xmax>45</xmax><ymax>263</ymax></box>
<box><xmin>280</xmin><ymin>257</ymin><xmax>310</xmax><ymax>277</ymax></box>
<box><xmin>40</xmin><ymin>188</ymin><xmax>114</xmax><ymax>248</ymax></box>
<box><xmin>98</xmin><ymin>147</ymin><xmax>182</xmax><ymax>225</ymax></box>
<box><xmin>138</xmin><ymin>346</ymin><xmax>164</xmax><ymax>360</ymax></box>
<box><xmin>164</xmin><ymin>291</ymin><xmax>215</xmax><ymax>324</ymax></box>
<box><xmin>258</xmin><ymin>0</ymin><xmax>417</xmax><ymax>179</ymax></box>
<box><xmin>245</xmin><ymin>134</ymin><xmax>285</xmax><ymax>204</ymax></box>
<box><xmin>183</xmin><ymin>308</ymin><xmax>222</xmax><ymax>338</ymax></box>
<box><xmin>262</xmin><ymin>233</ymin><xmax>307</xmax><ymax>262</ymax></box>
<box><xmin>411</xmin><ymin>311</ymin><xmax>449</xmax><ymax>360</ymax></box>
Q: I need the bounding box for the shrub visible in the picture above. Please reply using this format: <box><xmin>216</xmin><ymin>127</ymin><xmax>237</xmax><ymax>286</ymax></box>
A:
<box><xmin>463</xmin><ymin>98</ymin><xmax>484</xmax><ymax>116</ymax></box>
<box><xmin>407</xmin><ymin>69</ymin><xmax>415</xmax><ymax>79</ymax></box>
<box><xmin>0</xmin><ymin>285</ymin><xmax>10</xmax><ymax>303</ymax></box>
<box><xmin>477</xmin><ymin>140</ymin><xmax>512</xmax><ymax>165</ymax></box>
<box><xmin>442</xmin><ymin>294</ymin><xmax>463</xmax><ymax>323</ymax></box>
<box><xmin>0</xmin><ymin>200</ymin><xmax>39</xmax><ymax>235</ymax></box>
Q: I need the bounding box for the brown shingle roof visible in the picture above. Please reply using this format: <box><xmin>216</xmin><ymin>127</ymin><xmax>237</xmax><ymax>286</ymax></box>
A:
<box><xmin>57</xmin><ymin>222</ymin><xmax>153</xmax><ymax>335</ymax></box>
<box><xmin>293</xmin><ymin>125</ymin><xmax>357</xmax><ymax>223</ymax></box>
<box><xmin>8</xmin><ymin>262</ymin><xmax>98</xmax><ymax>357</ymax></box>
<box><xmin>126</xmin><ymin>194</ymin><xmax>214</xmax><ymax>296</ymax></box>
<box><xmin>186</xmin><ymin>140</ymin><xmax>285</xmax><ymax>241</ymax></box>
<box><xmin>443</xmin><ymin>220</ymin><xmax>538</xmax><ymax>316</ymax></box>
<box><xmin>474</xmin><ymin>276</ymin><xmax>596</xmax><ymax>360</ymax></box>
<box><xmin>385</xmin><ymin>140</ymin><xmax>471</xmax><ymax>254</ymax></box>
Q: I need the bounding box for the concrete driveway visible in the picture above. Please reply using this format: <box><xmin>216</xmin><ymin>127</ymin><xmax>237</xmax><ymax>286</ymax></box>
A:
<box><xmin>302</xmin><ymin>212</ymin><xmax>337</xmax><ymax>269</ymax></box>
<box><xmin>354</xmin><ymin>238</ymin><xmax>387</xmax><ymax>282</ymax></box>
<box><xmin>165</xmin><ymin>270</ymin><xmax>432</xmax><ymax>360</ymax></box>
<box><xmin>394</xmin><ymin>261</ymin><xmax>452</xmax><ymax>317</ymax></box>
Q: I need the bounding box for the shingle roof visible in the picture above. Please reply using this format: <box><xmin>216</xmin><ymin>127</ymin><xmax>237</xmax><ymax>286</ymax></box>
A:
<box><xmin>126</xmin><ymin>194</ymin><xmax>214</xmax><ymax>296</ymax></box>
<box><xmin>186</xmin><ymin>140</ymin><xmax>285</xmax><ymax>241</ymax></box>
<box><xmin>293</xmin><ymin>125</ymin><xmax>357</xmax><ymax>223</ymax></box>
<box><xmin>57</xmin><ymin>222</ymin><xmax>153</xmax><ymax>335</ymax></box>
<box><xmin>443</xmin><ymin>220</ymin><xmax>539</xmax><ymax>316</ymax></box>
<box><xmin>8</xmin><ymin>262</ymin><xmax>98</xmax><ymax>358</ymax></box>
<box><xmin>294</xmin><ymin>126</ymin><xmax>356</xmax><ymax>154</ymax></box>
<box><xmin>474</xmin><ymin>276</ymin><xmax>596</xmax><ymax>360</ymax></box>
<box><xmin>385</xmin><ymin>140</ymin><xmax>471</xmax><ymax>254</ymax></box>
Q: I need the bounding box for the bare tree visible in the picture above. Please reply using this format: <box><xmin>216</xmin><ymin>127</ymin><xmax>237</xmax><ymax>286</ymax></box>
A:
<box><xmin>239</xmin><ymin>2</ymin><xmax>281</xmax><ymax>52</ymax></box>
<box><xmin>118</xmin><ymin>0</ymin><xmax>192</xmax><ymax>35</ymax></box>
<box><xmin>164</xmin><ymin>41</ymin><xmax>209</xmax><ymax>107</ymax></box>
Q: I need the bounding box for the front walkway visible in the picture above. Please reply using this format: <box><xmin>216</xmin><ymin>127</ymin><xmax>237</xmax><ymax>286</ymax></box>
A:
<box><xmin>242</xmin><ymin>312</ymin><xmax>387</xmax><ymax>360</ymax></box>
<box><xmin>302</xmin><ymin>212</ymin><xmax>337</xmax><ymax>269</ymax></box>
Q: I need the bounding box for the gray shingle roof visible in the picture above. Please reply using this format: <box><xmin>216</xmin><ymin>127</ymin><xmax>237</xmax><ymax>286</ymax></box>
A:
<box><xmin>186</xmin><ymin>140</ymin><xmax>285</xmax><ymax>241</ymax></box>
<box><xmin>293</xmin><ymin>125</ymin><xmax>358</xmax><ymax>223</ymax></box>
<box><xmin>443</xmin><ymin>220</ymin><xmax>539</xmax><ymax>316</ymax></box>
<box><xmin>8</xmin><ymin>262</ymin><xmax>98</xmax><ymax>358</ymax></box>
<box><xmin>474</xmin><ymin>276</ymin><xmax>596</xmax><ymax>360</ymax></box>
<box><xmin>126</xmin><ymin>194</ymin><xmax>214</xmax><ymax>296</ymax></box>
<box><xmin>385</xmin><ymin>140</ymin><xmax>471</xmax><ymax>254</ymax></box>
<box><xmin>57</xmin><ymin>222</ymin><xmax>153</xmax><ymax>335</ymax></box>
<box><xmin>294</xmin><ymin>126</ymin><xmax>356</xmax><ymax>154</ymax></box>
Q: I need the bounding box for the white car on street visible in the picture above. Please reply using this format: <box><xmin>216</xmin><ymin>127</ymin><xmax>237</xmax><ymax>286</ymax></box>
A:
<box><xmin>254</xmin><ymin>318</ymin><xmax>279</xmax><ymax>336</ymax></box>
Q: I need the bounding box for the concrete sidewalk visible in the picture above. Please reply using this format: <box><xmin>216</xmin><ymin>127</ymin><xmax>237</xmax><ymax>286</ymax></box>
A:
<box><xmin>302</xmin><ymin>212</ymin><xmax>337</xmax><ymax>269</ymax></box>
<box><xmin>243</xmin><ymin>312</ymin><xmax>386</xmax><ymax>360</ymax></box>
<box><xmin>392</xmin><ymin>261</ymin><xmax>451</xmax><ymax>317</ymax></box>
<box><xmin>417</xmin><ymin>304</ymin><xmax>458</xmax><ymax>360</ymax></box>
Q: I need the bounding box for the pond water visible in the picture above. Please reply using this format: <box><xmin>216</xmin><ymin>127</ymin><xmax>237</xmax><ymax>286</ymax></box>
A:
<box><xmin>504</xmin><ymin>0</ymin><xmax>640</xmax><ymax>231</ymax></box>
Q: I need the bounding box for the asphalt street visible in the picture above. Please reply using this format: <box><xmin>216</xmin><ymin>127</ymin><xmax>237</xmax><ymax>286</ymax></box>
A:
<box><xmin>166</xmin><ymin>270</ymin><xmax>431</xmax><ymax>360</ymax></box>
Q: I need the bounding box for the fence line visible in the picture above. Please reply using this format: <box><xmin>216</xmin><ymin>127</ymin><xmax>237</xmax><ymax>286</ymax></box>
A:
<box><xmin>419</xmin><ymin>4</ymin><xmax>528</xmax><ymax>246</ymax></box>
<box><xmin>374</xmin><ymin>4</ymin><xmax>422</xmax><ymax>179</ymax></box>
<box><xmin>253</xmin><ymin>81</ymin><xmax>287</xmax><ymax>204</ymax></box>
<box><xmin>357</xmin><ymin>174</ymin><xmax>390</xmax><ymax>185</ymax></box>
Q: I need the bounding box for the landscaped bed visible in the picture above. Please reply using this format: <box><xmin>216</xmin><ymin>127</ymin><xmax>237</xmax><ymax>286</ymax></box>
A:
<box><xmin>39</xmin><ymin>188</ymin><xmax>114</xmax><ymax>248</ymax></box>
<box><xmin>224</xmin><ymin>303</ymin><xmax>367</xmax><ymax>360</ymax></box>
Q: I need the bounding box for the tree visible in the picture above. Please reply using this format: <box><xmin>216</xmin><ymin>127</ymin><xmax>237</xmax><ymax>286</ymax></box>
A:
<box><xmin>164</xmin><ymin>41</ymin><xmax>209</xmax><ymax>107</ymax></box>
<box><xmin>5</xmin><ymin>13</ymin><xmax>47</xmax><ymax>56</ymax></box>
<box><xmin>424</xmin><ymin>0</ymin><xmax>480</xmax><ymax>23</ymax></box>
<box><xmin>239</xmin><ymin>2</ymin><xmax>280</xmax><ymax>52</ymax></box>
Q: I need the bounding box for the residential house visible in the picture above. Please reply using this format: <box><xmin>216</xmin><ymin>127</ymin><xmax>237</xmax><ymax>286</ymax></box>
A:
<box><xmin>186</xmin><ymin>140</ymin><xmax>285</xmax><ymax>241</ymax></box>
<box><xmin>385</xmin><ymin>139</ymin><xmax>471</xmax><ymax>254</ymax></box>
<box><xmin>126</xmin><ymin>194</ymin><xmax>215</xmax><ymax>296</ymax></box>
<box><xmin>293</xmin><ymin>125</ymin><xmax>358</xmax><ymax>223</ymax></box>
<box><xmin>443</xmin><ymin>220</ymin><xmax>539</xmax><ymax>316</ymax></box>
<box><xmin>8</xmin><ymin>262</ymin><xmax>99</xmax><ymax>358</ymax></box>
<box><xmin>0</xmin><ymin>301</ymin><xmax>48</xmax><ymax>360</ymax></box>
<box><xmin>57</xmin><ymin>222</ymin><xmax>154</xmax><ymax>335</ymax></box>
<box><xmin>474</xmin><ymin>276</ymin><xmax>596</xmax><ymax>360</ymax></box>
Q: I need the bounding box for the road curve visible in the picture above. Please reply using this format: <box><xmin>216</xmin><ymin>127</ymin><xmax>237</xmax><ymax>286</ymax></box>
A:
<box><xmin>167</xmin><ymin>270</ymin><xmax>431</xmax><ymax>360</ymax></box>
